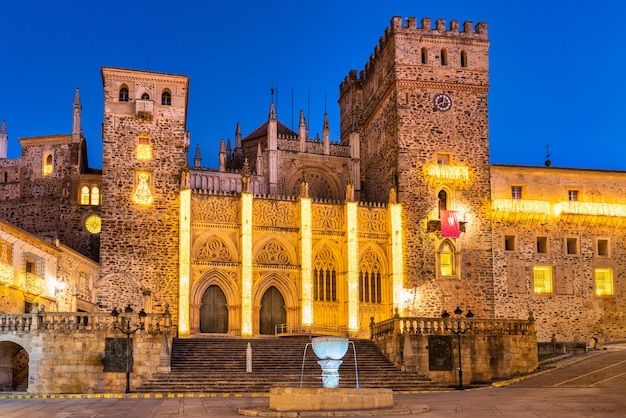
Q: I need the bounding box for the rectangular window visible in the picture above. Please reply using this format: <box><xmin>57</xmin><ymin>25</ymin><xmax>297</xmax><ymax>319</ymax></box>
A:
<box><xmin>437</xmin><ymin>153</ymin><xmax>450</xmax><ymax>165</ymax></box>
<box><xmin>595</xmin><ymin>268</ymin><xmax>614</xmax><ymax>296</ymax></box>
<box><xmin>566</xmin><ymin>237</ymin><xmax>578</xmax><ymax>255</ymax></box>
<box><xmin>504</xmin><ymin>235</ymin><xmax>516</xmax><ymax>251</ymax></box>
<box><xmin>536</xmin><ymin>237</ymin><xmax>548</xmax><ymax>254</ymax></box>
<box><xmin>597</xmin><ymin>239</ymin><xmax>609</xmax><ymax>257</ymax></box>
<box><xmin>511</xmin><ymin>186</ymin><xmax>522</xmax><ymax>199</ymax></box>
<box><xmin>568</xmin><ymin>190</ymin><xmax>578</xmax><ymax>201</ymax></box>
<box><xmin>533</xmin><ymin>266</ymin><xmax>553</xmax><ymax>294</ymax></box>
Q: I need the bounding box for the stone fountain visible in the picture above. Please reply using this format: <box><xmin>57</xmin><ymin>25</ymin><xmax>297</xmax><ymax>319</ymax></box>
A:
<box><xmin>268</xmin><ymin>336</ymin><xmax>394</xmax><ymax>412</ymax></box>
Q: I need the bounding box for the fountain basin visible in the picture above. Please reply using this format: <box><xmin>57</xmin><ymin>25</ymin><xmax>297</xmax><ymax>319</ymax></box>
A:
<box><xmin>311</xmin><ymin>336</ymin><xmax>349</xmax><ymax>360</ymax></box>
<box><xmin>269</xmin><ymin>387</ymin><xmax>394</xmax><ymax>411</ymax></box>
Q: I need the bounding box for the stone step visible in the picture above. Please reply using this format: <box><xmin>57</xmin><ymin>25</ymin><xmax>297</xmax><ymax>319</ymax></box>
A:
<box><xmin>137</xmin><ymin>337</ymin><xmax>432</xmax><ymax>393</ymax></box>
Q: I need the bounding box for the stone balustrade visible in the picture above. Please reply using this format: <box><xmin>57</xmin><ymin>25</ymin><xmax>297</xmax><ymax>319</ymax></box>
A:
<box><xmin>0</xmin><ymin>311</ymin><xmax>172</xmax><ymax>334</ymax></box>
<box><xmin>371</xmin><ymin>315</ymin><xmax>534</xmax><ymax>339</ymax></box>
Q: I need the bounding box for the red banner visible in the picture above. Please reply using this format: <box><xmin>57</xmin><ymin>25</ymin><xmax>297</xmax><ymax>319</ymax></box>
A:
<box><xmin>441</xmin><ymin>210</ymin><xmax>460</xmax><ymax>238</ymax></box>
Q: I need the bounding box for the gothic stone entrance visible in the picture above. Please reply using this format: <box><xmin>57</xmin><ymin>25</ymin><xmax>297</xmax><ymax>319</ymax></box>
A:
<box><xmin>259</xmin><ymin>286</ymin><xmax>286</xmax><ymax>335</ymax></box>
<box><xmin>200</xmin><ymin>285</ymin><xmax>228</xmax><ymax>333</ymax></box>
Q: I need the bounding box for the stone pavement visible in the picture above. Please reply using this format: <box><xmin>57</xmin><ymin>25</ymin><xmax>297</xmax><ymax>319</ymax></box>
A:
<box><xmin>0</xmin><ymin>347</ymin><xmax>625</xmax><ymax>417</ymax></box>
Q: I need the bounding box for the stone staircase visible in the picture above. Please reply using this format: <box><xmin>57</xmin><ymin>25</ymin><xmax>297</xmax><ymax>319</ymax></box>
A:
<box><xmin>137</xmin><ymin>336</ymin><xmax>432</xmax><ymax>393</ymax></box>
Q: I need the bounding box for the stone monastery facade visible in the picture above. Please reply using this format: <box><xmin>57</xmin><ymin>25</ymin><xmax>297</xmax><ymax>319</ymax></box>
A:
<box><xmin>0</xmin><ymin>16</ymin><xmax>624</xmax><ymax>344</ymax></box>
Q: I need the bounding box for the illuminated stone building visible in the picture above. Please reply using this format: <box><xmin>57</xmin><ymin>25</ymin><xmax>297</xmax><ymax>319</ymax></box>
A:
<box><xmin>0</xmin><ymin>16</ymin><xmax>624</xmax><ymax>345</ymax></box>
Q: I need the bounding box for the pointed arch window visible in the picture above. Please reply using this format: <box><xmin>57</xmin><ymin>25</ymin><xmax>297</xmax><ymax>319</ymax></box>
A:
<box><xmin>313</xmin><ymin>247</ymin><xmax>337</xmax><ymax>302</ymax></box>
<box><xmin>161</xmin><ymin>90</ymin><xmax>172</xmax><ymax>106</ymax></box>
<box><xmin>359</xmin><ymin>249</ymin><xmax>383</xmax><ymax>304</ymax></box>
<box><xmin>460</xmin><ymin>50</ymin><xmax>468</xmax><ymax>67</ymax></box>
<box><xmin>439</xmin><ymin>241</ymin><xmax>456</xmax><ymax>277</ymax></box>
<box><xmin>43</xmin><ymin>153</ymin><xmax>53</xmax><ymax>175</ymax></box>
<box><xmin>119</xmin><ymin>86</ymin><xmax>129</xmax><ymax>102</ymax></box>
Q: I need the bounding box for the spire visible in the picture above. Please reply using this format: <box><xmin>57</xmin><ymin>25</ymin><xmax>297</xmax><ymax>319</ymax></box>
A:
<box><xmin>219</xmin><ymin>139</ymin><xmax>227</xmax><ymax>172</ymax></box>
<box><xmin>322</xmin><ymin>113</ymin><xmax>330</xmax><ymax>155</ymax></box>
<box><xmin>269</xmin><ymin>102</ymin><xmax>277</xmax><ymax>121</ymax></box>
<box><xmin>193</xmin><ymin>144</ymin><xmax>202</xmax><ymax>168</ymax></box>
<box><xmin>235</xmin><ymin>122</ymin><xmax>242</xmax><ymax>148</ymax></box>
<box><xmin>72</xmin><ymin>88</ymin><xmax>82</xmax><ymax>143</ymax></box>
<box><xmin>299</xmin><ymin>110</ymin><xmax>307</xmax><ymax>153</ymax></box>
<box><xmin>0</xmin><ymin>120</ymin><xmax>7</xmax><ymax>159</ymax></box>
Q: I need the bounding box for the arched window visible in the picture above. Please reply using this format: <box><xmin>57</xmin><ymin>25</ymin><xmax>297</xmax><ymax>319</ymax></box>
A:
<box><xmin>43</xmin><ymin>153</ymin><xmax>53</xmax><ymax>175</ymax></box>
<box><xmin>460</xmin><ymin>50</ymin><xmax>468</xmax><ymax>67</ymax></box>
<box><xmin>421</xmin><ymin>47</ymin><xmax>428</xmax><ymax>64</ymax></box>
<box><xmin>359</xmin><ymin>249</ymin><xmax>383</xmax><ymax>304</ymax></box>
<box><xmin>439</xmin><ymin>241</ymin><xmax>456</xmax><ymax>277</ymax></box>
<box><xmin>161</xmin><ymin>90</ymin><xmax>171</xmax><ymax>105</ymax></box>
<box><xmin>440</xmin><ymin>48</ymin><xmax>448</xmax><ymax>66</ymax></box>
<box><xmin>80</xmin><ymin>186</ymin><xmax>90</xmax><ymax>205</ymax></box>
<box><xmin>119</xmin><ymin>86</ymin><xmax>129</xmax><ymax>102</ymax></box>
<box><xmin>90</xmin><ymin>186</ymin><xmax>100</xmax><ymax>205</ymax></box>
<box><xmin>438</xmin><ymin>189</ymin><xmax>448</xmax><ymax>218</ymax></box>
<box><xmin>141</xmin><ymin>92</ymin><xmax>150</xmax><ymax>100</ymax></box>
<box><xmin>313</xmin><ymin>247</ymin><xmax>337</xmax><ymax>302</ymax></box>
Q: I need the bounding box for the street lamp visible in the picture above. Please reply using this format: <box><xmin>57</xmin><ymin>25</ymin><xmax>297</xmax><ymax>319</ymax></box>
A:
<box><xmin>441</xmin><ymin>306</ymin><xmax>474</xmax><ymax>390</ymax></box>
<box><xmin>111</xmin><ymin>305</ymin><xmax>147</xmax><ymax>393</ymax></box>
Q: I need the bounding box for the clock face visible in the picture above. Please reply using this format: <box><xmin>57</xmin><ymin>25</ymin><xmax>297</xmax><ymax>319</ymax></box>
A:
<box><xmin>434</xmin><ymin>94</ymin><xmax>452</xmax><ymax>111</ymax></box>
<box><xmin>85</xmin><ymin>214</ymin><xmax>101</xmax><ymax>234</ymax></box>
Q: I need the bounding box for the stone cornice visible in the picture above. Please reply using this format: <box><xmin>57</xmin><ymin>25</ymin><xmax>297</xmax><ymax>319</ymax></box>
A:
<box><xmin>18</xmin><ymin>134</ymin><xmax>72</xmax><ymax>146</ymax></box>
<box><xmin>101</xmin><ymin>67</ymin><xmax>188</xmax><ymax>86</ymax></box>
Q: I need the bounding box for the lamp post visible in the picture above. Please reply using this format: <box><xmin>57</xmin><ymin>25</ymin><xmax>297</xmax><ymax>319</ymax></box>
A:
<box><xmin>441</xmin><ymin>306</ymin><xmax>474</xmax><ymax>390</ymax></box>
<box><xmin>111</xmin><ymin>305</ymin><xmax>147</xmax><ymax>393</ymax></box>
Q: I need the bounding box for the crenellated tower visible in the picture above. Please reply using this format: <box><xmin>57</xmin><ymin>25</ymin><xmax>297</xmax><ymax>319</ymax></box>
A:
<box><xmin>99</xmin><ymin>68</ymin><xmax>189</xmax><ymax>319</ymax></box>
<box><xmin>339</xmin><ymin>16</ymin><xmax>493</xmax><ymax>316</ymax></box>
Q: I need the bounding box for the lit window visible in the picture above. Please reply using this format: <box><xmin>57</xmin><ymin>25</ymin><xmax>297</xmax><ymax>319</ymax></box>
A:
<box><xmin>511</xmin><ymin>186</ymin><xmax>522</xmax><ymax>199</ymax></box>
<box><xmin>595</xmin><ymin>268</ymin><xmax>614</xmax><ymax>296</ymax></box>
<box><xmin>161</xmin><ymin>90</ymin><xmax>171</xmax><ymax>105</ymax></box>
<box><xmin>90</xmin><ymin>187</ymin><xmax>100</xmax><ymax>205</ymax></box>
<box><xmin>80</xmin><ymin>186</ymin><xmax>90</xmax><ymax>205</ymax></box>
<box><xmin>43</xmin><ymin>153</ymin><xmax>53</xmax><ymax>175</ymax></box>
<box><xmin>133</xmin><ymin>171</ymin><xmax>153</xmax><ymax>205</ymax></box>
<box><xmin>533</xmin><ymin>266</ymin><xmax>553</xmax><ymax>294</ymax></box>
<box><xmin>85</xmin><ymin>214</ymin><xmax>101</xmax><ymax>234</ymax></box>
<box><xmin>439</xmin><ymin>242</ymin><xmax>455</xmax><ymax>276</ymax></box>
<box><xmin>136</xmin><ymin>132</ymin><xmax>152</xmax><ymax>160</ymax></box>
<box><xmin>119</xmin><ymin>87</ymin><xmax>129</xmax><ymax>102</ymax></box>
<box><xmin>568</xmin><ymin>190</ymin><xmax>578</xmax><ymax>201</ymax></box>
<box><xmin>141</xmin><ymin>92</ymin><xmax>150</xmax><ymax>100</ymax></box>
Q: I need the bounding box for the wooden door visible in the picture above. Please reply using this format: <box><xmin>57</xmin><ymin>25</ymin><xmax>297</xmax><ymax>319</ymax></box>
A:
<box><xmin>200</xmin><ymin>285</ymin><xmax>228</xmax><ymax>333</ymax></box>
<box><xmin>259</xmin><ymin>286</ymin><xmax>286</xmax><ymax>335</ymax></box>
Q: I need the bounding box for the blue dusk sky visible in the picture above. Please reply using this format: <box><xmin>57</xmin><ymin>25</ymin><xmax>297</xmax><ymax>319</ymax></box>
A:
<box><xmin>1</xmin><ymin>1</ymin><xmax>625</xmax><ymax>171</ymax></box>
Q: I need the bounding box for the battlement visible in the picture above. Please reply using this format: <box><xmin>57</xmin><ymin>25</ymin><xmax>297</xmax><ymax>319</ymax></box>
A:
<box><xmin>340</xmin><ymin>16</ymin><xmax>488</xmax><ymax>92</ymax></box>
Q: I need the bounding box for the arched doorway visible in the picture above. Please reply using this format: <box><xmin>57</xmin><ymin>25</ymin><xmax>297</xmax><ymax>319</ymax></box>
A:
<box><xmin>0</xmin><ymin>342</ymin><xmax>28</xmax><ymax>391</ymax></box>
<box><xmin>259</xmin><ymin>286</ymin><xmax>286</xmax><ymax>335</ymax></box>
<box><xmin>200</xmin><ymin>285</ymin><xmax>228</xmax><ymax>333</ymax></box>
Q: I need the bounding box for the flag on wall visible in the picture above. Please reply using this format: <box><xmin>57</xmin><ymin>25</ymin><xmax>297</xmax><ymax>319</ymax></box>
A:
<box><xmin>441</xmin><ymin>210</ymin><xmax>460</xmax><ymax>238</ymax></box>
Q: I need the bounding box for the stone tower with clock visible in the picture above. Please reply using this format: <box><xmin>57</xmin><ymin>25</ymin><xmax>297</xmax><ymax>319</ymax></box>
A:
<box><xmin>98</xmin><ymin>68</ymin><xmax>189</xmax><ymax>317</ymax></box>
<box><xmin>339</xmin><ymin>17</ymin><xmax>494</xmax><ymax>316</ymax></box>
